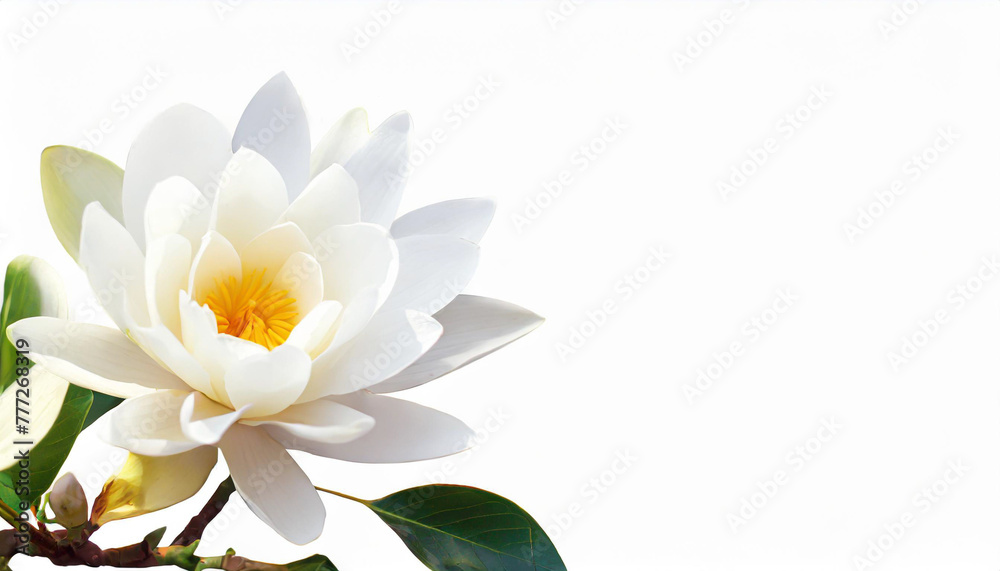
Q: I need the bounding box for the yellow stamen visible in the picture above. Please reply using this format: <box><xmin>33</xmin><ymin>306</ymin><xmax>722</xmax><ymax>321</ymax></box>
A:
<box><xmin>203</xmin><ymin>269</ymin><xmax>299</xmax><ymax>349</ymax></box>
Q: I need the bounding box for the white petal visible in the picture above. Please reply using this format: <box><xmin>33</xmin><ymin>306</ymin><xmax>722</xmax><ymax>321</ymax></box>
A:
<box><xmin>246</xmin><ymin>399</ymin><xmax>373</xmax><ymax>445</ymax></box>
<box><xmin>372</xmin><ymin>295</ymin><xmax>543</xmax><ymax>393</ymax></box>
<box><xmin>313</xmin><ymin>223</ymin><xmax>398</xmax><ymax>307</ymax></box>
<box><xmin>99</xmin><ymin>390</ymin><xmax>200</xmax><ymax>456</ymax></box>
<box><xmin>284</xmin><ymin>392</ymin><xmax>473</xmax><ymax>463</ymax></box>
<box><xmin>305</xmin><ymin>288</ymin><xmax>380</xmax><ymax>383</ymax></box>
<box><xmin>310</xmin><ymin>108</ymin><xmax>370</xmax><ymax>177</ymax></box>
<box><xmin>0</xmin><ymin>369</ymin><xmax>68</xmax><ymax>470</ymax></box>
<box><xmin>302</xmin><ymin>310</ymin><xmax>441</xmax><ymax>399</ymax></box>
<box><xmin>40</xmin><ymin>146</ymin><xmax>124</xmax><ymax>261</ymax></box>
<box><xmin>241</xmin><ymin>222</ymin><xmax>314</xmax><ymax>285</ymax></box>
<box><xmin>79</xmin><ymin>203</ymin><xmax>149</xmax><ymax>330</ymax></box>
<box><xmin>220</xmin><ymin>424</ymin><xmax>325</xmax><ymax>544</ymax></box>
<box><xmin>180</xmin><ymin>392</ymin><xmax>246</xmax><ymax>445</ymax></box>
<box><xmin>225</xmin><ymin>344</ymin><xmax>311</xmax><ymax>418</ymax></box>
<box><xmin>379</xmin><ymin>235</ymin><xmax>479</xmax><ymax>316</ymax></box>
<box><xmin>144</xmin><ymin>176</ymin><xmax>212</xmax><ymax>248</ymax></box>
<box><xmin>122</xmin><ymin>104</ymin><xmax>233</xmax><ymax>250</ymax></box>
<box><xmin>344</xmin><ymin>111</ymin><xmax>412</xmax><ymax>228</ymax></box>
<box><xmin>121</xmin><ymin>314</ymin><xmax>215</xmax><ymax>403</ymax></box>
<box><xmin>145</xmin><ymin>234</ymin><xmax>191</xmax><ymax>339</ymax></box>
<box><xmin>210</xmin><ymin>148</ymin><xmax>289</xmax><ymax>252</ymax></box>
<box><xmin>8</xmin><ymin>317</ymin><xmax>191</xmax><ymax>398</ymax></box>
<box><xmin>233</xmin><ymin>73</ymin><xmax>311</xmax><ymax>200</ymax></box>
<box><xmin>391</xmin><ymin>198</ymin><xmax>496</xmax><ymax>244</ymax></box>
<box><xmin>188</xmin><ymin>231</ymin><xmax>241</xmax><ymax>303</ymax></box>
<box><xmin>285</xmin><ymin>301</ymin><xmax>342</xmax><ymax>359</ymax></box>
<box><xmin>274</xmin><ymin>252</ymin><xmax>323</xmax><ymax>316</ymax></box>
<box><xmin>282</xmin><ymin>164</ymin><xmax>361</xmax><ymax>240</ymax></box>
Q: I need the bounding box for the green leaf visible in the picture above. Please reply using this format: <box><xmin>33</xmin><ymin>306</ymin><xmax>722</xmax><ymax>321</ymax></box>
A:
<box><xmin>40</xmin><ymin>146</ymin><xmax>124</xmax><ymax>261</ymax></box>
<box><xmin>285</xmin><ymin>554</ymin><xmax>339</xmax><ymax>571</ymax></box>
<box><xmin>82</xmin><ymin>391</ymin><xmax>124</xmax><ymax>430</ymax></box>
<box><xmin>364</xmin><ymin>485</ymin><xmax>566</xmax><ymax>571</ymax></box>
<box><xmin>0</xmin><ymin>256</ymin><xmax>66</xmax><ymax>392</ymax></box>
<box><xmin>0</xmin><ymin>257</ymin><xmax>96</xmax><ymax>508</ymax></box>
<box><xmin>0</xmin><ymin>384</ymin><xmax>92</xmax><ymax>508</ymax></box>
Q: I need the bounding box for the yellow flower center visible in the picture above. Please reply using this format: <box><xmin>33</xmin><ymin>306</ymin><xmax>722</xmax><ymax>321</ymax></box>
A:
<box><xmin>204</xmin><ymin>270</ymin><xmax>298</xmax><ymax>349</ymax></box>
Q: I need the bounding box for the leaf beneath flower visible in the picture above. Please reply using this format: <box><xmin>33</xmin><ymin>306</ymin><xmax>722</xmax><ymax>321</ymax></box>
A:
<box><xmin>364</xmin><ymin>485</ymin><xmax>566</xmax><ymax>571</ymax></box>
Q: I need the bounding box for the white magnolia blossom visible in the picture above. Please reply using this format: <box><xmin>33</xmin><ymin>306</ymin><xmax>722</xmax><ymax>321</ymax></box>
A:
<box><xmin>10</xmin><ymin>73</ymin><xmax>542</xmax><ymax>544</ymax></box>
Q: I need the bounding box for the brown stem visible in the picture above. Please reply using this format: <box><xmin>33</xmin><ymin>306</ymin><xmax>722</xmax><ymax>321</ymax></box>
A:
<box><xmin>171</xmin><ymin>477</ymin><xmax>236</xmax><ymax>547</ymax></box>
<box><xmin>0</xmin><ymin>481</ymin><xmax>296</xmax><ymax>570</ymax></box>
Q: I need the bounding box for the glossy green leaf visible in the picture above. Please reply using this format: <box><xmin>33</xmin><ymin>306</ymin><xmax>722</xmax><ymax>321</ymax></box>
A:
<box><xmin>0</xmin><ymin>384</ymin><xmax>91</xmax><ymax>508</ymax></box>
<box><xmin>285</xmin><ymin>554</ymin><xmax>339</xmax><ymax>571</ymax></box>
<box><xmin>82</xmin><ymin>391</ymin><xmax>124</xmax><ymax>430</ymax></box>
<box><xmin>0</xmin><ymin>256</ymin><xmax>66</xmax><ymax>392</ymax></box>
<box><xmin>0</xmin><ymin>257</ymin><xmax>96</xmax><ymax>508</ymax></box>
<box><xmin>40</xmin><ymin>145</ymin><xmax>124</xmax><ymax>261</ymax></box>
<box><xmin>364</xmin><ymin>485</ymin><xmax>566</xmax><ymax>571</ymax></box>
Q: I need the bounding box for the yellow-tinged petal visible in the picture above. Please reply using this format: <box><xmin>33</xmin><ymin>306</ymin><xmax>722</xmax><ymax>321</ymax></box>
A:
<box><xmin>40</xmin><ymin>146</ymin><xmax>125</xmax><ymax>261</ymax></box>
<box><xmin>91</xmin><ymin>447</ymin><xmax>217</xmax><ymax>525</ymax></box>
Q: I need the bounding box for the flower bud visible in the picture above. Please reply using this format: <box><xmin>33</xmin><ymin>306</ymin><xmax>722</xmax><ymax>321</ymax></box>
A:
<box><xmin>49</xmin><ymin>473</ymin><xmax>87</xmax><ymax>528</ymax></box>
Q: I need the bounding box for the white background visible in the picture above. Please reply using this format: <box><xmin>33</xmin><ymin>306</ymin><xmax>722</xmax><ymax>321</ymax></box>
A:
<box><xmin>1</xmin><ymin>1</ymin><xmax>999</xmax><ymax>569</ymax></box>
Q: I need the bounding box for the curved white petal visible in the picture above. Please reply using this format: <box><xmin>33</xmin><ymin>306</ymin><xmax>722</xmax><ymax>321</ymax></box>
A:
<box><xmin>0</xmin><ymin>369</ymin><xmax>68</xmax><ymax>470</ymax></box>
<box><xmin>313</xmin><ymin>223</ymin><xmax>398</xmax><ymax>307</ymax></box>
<box><xmin>121</xmin><ymin>313</ymin><xmax>215</xmax><ymax>403</ymax></box>
<box><xmin>281</xmin><ymin>392</ymin><xmax>473</xmax><ymax>463</ymax></box>
<box><xmin>144</xmin><ymin>176</ymin><xmax>212</xmax><ymax>248</ymax></box>
<box><xmin>379</xmin><ymin>235</ymin><xmax>479</xmax><ymax>316</ymax></box>
<box><xmin>188</xmin><ymin>231</ymin><xmax>241</xmax><ymax>303</ymax></box>
<box><xmin>246</xmin><ymin>399</ymin><xmax>373</xmax><ymax>445</ymax></box>
<box><xmin>40</xmin><ymin>146</ymin><xmax>124</xmax><ymax>261</ymax></box>
<box><xmin>99</xmin><ymin>390</ymin><xmax>200</xmax><ymax>456</ymax></box>
<box><xmin>282</xmin><ymin>164</ymin><xmax>361</xmax><ymax>240</ymax></box>
<box><xmin>274</xmin><ymin>252</ymin><xmax>323</xmax><ymax>316</ymax></box>
<box><xmin>310</xmin><ymin>107</ymin><xmax>370</xmax><ymax>177</ymax></box>
<box><xmin>8</xmin><ymin>317</ymin><xmax>191</xmax><ymax>398</ymax></box>
<box><xmin>122</xmin><ymin>104</ymin><xmax>233</xmax><ymax>250</ymax></box>
<box><xmin>241</xmin><ymin>222</ymin><xmax>314</xmax><ymax>285</ymax></box>
<box><xmin>233</xmin><ymin>72</ymin><xmax>311</xmax><ymax>200</ymax></box>
<box><xmin>79</xmin><ymin>202</ymin><xmax>149</xmax><ymax>330</ymax></box>
<box><xmin>180</xmin><ymin>392</ymin><xmax>247</xmax><ymax>445</ymax></box>
<box><xmin>220</xmin><ymin>424</ymin><xmax>325</xmax><ymax>545</ymax></box>
<box><xmin>344</xmin><ymin>111</ymin><xmax>412</xmax><ymax>228</ymax></box>
<box><xmin>391</xmin><ymin>198</ymin><xmax>496</xmax><ymax>244</ymax></box>
<box><xmin>285</xmin><ymin>300</ymin><xmax>342</xmax><ymax>359</ymax></box>
<box><xmin>210</xmin><ymin>148</ymin><xmax>289</xmax><ymax>252</ymax></box>
<box><xmin>372</xmin><ymin>295</ymin><xmax>543</xmax><ymax>393</ymax></box>
<box><xmin>145</xmin><ymin>234</ymin><xmax>191</xmax><ymax>339</ymax></box>
<box><xmin>306</xmin><ymin>287</ymin><xmax>381</xmax><ymax>384</ymax></box>
<box><xmin>225</xmin><ymin>344</ymin><xmax>311</xmax><ymax>418</ymax></box>
<box><xmin>302</xmin><ymin>310</ymin><xmax>441</xmax><ymax>399</ymax></box>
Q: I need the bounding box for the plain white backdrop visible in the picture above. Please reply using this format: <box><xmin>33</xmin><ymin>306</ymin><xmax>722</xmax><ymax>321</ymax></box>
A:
<box><xmin>1</xmin><ymin>1</ymin><xmax>999</xmax><ymax>569</ymax></box>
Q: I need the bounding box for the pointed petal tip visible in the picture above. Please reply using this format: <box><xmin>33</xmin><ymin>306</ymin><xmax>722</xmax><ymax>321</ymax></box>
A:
<box><xmin>383</xmin><ymin>111</ymin><xmax>413</xmax><ymax>133</ymax></box>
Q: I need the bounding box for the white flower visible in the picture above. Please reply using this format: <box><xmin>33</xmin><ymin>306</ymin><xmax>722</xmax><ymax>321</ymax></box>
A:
<box><xmin>11</xmin><ymin>73</ymin><xmax>542</xmax><ymax>544</ymax></box>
